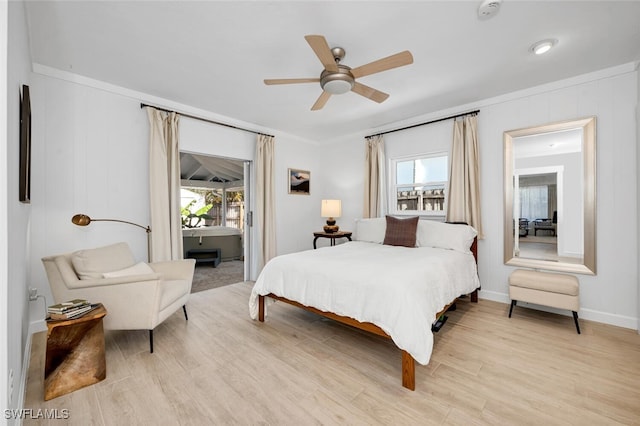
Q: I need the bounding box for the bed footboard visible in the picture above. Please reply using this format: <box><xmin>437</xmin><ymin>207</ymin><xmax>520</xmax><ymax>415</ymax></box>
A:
<box><xmin>257</xmin><ymin>293</ymin><xmax>417</xmax><ymax>390</ymax></box>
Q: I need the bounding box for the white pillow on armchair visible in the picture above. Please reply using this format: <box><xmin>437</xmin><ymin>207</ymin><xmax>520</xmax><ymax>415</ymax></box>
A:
<box><xmin>71</xmin><ymin>242</ymin><xmax>136</xmax><ymax>279</ymax></box>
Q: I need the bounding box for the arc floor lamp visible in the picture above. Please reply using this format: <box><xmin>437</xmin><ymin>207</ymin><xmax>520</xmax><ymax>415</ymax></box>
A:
<box><xmin>71</xmin><ymin>214</ymin><xmax>151</xmax><ymax>262</ymax></box>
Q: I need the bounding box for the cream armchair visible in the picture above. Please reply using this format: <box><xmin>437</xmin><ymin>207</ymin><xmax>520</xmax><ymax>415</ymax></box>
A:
<box><xmin>42</xmin><ymin>242</ymin><xmax>196</xmax><ymax>353</ymax></box>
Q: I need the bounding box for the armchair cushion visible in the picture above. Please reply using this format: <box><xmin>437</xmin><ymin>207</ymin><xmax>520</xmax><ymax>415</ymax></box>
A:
<box><xmin>71</xmin><ymin>242</ymin><xmax>136</xmax><ymax>279</ymax></box>
<box><xmin>102</xmin><ymin>262</ymin><xmax>154</xmax><ymax>278</ymax></box>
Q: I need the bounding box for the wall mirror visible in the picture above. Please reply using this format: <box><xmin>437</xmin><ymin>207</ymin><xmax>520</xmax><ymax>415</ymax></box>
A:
<box><xmin>504</xmin><ymin>116</ymin><xmax>596</xmax><ymax>275</ymax></box>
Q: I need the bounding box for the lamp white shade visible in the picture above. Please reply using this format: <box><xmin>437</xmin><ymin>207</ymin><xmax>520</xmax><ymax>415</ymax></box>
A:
<box><xmin>321</xmin><ymin>199</ymin><xmax>342</xmax><ymax>218</ymax></box>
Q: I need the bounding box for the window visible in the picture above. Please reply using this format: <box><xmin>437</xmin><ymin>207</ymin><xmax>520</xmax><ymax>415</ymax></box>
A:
<box><xmin>390</xmin><ymin>153</ymin><xmax>448</xmax><ymax>215</ymax></box>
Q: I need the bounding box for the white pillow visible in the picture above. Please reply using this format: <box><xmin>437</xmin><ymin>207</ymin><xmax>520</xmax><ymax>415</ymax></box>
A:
<box><xmin>416</xmin><ymin>220</ymin><xmax>477</xmax><ymax>253</ymax></box>
<box><xmin>354</xmin><ymin>217</ymin><xmax>386</xmax><ymax>244</ymax></box>
<box><xmin>102</xmin><ymin>262</ymin><xmax>154</xmax><ymax>278</ymax></box>
<box><xmin>71</xmin><ymin>242</ymin><xmax>136</xmax><ymax>280</ymax></box>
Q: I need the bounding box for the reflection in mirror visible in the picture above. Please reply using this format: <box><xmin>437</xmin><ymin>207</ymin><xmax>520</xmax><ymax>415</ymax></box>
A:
<box><xmin>504</xmin><ymin>117</ymin><xmax>596</xmax><ymax>275</ymax></box>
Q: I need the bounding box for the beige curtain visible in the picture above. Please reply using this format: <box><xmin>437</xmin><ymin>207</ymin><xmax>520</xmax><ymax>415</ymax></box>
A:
<box><xmin>147</xmin><ymin>107</ymin><xmax>183</xmax><ymax>261</ymax></box>
<box><xmin>446</xmin><ymin>115</ymin><xmax>484</xmax><ymax>238</ymax></box>
<box><xmin>256</xmin><ymin>134</ymin><xmax>276</xmax><ymax>271</ymax></box>
<box><xmin>363</xmin><ymin>135</ymin><xmax>387</xmax><ymax>218</ymax></box>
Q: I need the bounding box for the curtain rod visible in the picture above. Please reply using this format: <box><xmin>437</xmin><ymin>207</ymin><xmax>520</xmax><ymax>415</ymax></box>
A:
<box><xmin>366</xmin><ymin>109</ymin><xmax>480</xmax><ymax>138</ymax></box>
<box><xmin>140</xmin><ymin>103</ymin><xmax>274</xmax><ymax>138</ymax></box>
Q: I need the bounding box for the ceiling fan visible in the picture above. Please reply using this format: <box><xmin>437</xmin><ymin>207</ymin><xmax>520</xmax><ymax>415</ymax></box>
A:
<box><xmin>264</xmin><ymin>35</ymin><xmax>413</xmax><ymax>111</ymax></box>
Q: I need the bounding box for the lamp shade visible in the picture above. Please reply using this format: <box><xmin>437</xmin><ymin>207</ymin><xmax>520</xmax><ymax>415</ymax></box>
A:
<box><xmin>321</xmin><ymin>200</ymin><xmax>342</xmax><ymax>218</ymax></box>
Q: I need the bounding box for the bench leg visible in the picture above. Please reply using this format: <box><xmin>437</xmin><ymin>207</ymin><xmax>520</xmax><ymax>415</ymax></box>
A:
<box><xmin>508</xmin><ymin>300</ymin><xmax>517</xmax><ymax>318</ymax></box>
<box><xmin>572</xmin><ymin>311</ymin><xmax>581</xmax><ymax>334</ymax></box>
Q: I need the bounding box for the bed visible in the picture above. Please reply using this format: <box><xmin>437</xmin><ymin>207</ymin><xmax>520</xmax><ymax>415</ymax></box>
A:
<box><xmin>249</xmin><ymin>218</ymin><xmax>480</xmax><ymax>390</ymax></box>
<box><xmin>182</xmin><ymin>226</ymin><xmax>243</xmax><ymax>261</ymax></box>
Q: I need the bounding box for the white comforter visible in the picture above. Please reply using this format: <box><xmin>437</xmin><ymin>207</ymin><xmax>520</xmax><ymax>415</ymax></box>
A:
<box><xmin>249</xmin><ymin>241</ymin><xmax>480</xmax><ymax>365</ymax></box>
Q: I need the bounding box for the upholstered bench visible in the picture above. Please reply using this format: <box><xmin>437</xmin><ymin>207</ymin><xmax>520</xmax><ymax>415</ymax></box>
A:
<box><xmin>508</xmin><ymin>269</ymin><xmax>581</xmax><ymax>334</ymax></box>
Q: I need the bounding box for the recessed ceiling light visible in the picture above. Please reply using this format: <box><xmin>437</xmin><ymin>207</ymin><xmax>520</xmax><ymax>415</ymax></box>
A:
<box><xmin>530</xmin><ymin>39</ymin><xmax>557</xmax><ymax>55</ymax></box>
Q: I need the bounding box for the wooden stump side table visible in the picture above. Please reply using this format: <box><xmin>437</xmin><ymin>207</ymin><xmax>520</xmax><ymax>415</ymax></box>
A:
<box><xmin>44</xmin><ymin>304</ymin><xmax>107</xmax><ymax>400</ymax></box>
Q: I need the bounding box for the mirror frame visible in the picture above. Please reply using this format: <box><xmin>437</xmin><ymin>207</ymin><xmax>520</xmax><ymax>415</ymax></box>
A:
<box><xmin>503</xmin><ymin>116</ymin><xmax>596</xmax><ymax>275</ymax></box>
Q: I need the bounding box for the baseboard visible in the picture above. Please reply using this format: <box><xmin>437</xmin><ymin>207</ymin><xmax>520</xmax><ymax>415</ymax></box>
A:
<box><xmin>477</xmin><ymin>290</ymin><xmax>510</xmax><ymax>305</ymax></box>
<box><xmin>478</xmin><ymin>290</ymin><xmax>638</xmax><ymax>331</ymax></box>
<box><xmin>17</xmin><ymin>320</ymin><xmax>46</xmax><ymax>425</ymax></box>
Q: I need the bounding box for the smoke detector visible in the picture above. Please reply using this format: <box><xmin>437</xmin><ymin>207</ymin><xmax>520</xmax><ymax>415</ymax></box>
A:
<box><xmin>478</xmin><ymin>0</ymin><xmax>502</xmax><ymax>20</ymax></box>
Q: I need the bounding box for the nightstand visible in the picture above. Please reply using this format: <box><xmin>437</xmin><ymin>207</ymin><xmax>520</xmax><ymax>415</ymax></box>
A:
<box><xmin>313</xmin><ymin>231</ymin><xmax>352</xmax><ymax>249</ymax></box>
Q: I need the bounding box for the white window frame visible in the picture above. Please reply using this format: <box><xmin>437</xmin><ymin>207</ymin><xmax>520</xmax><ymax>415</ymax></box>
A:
<box><xmin>389</xmin><ymin>152</ymin><xmax>449</xmax><ymax>217</ymax></box>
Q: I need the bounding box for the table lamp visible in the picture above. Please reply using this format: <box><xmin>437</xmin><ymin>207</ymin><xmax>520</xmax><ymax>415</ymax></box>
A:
<box><xmin>321</xmin><ymin>200</ymin><xmax>342</xmax><ymax>233</ymax></box>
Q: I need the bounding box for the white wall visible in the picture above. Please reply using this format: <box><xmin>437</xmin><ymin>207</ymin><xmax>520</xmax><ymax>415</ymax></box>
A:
<box><xmin>328</xmin><ymin>64</ymin><xmax>639</xmax><ymax>330</ymax></box>
<box><xmin>637</xmin><ymin>62</ymin><xmax>640</xmax><ymax>332</ymax></box>
<box><xmin>27</xmin><ymin>68</ymin><xmax>323</xmax><ymax>327</ymax></box>
<box><xmin>1</xmin><ymin>1</ymin><xmax>9</xmax><ymax>418</ymax></box>
<box><xmin>314</xmin><ymin>135</ymin><xmax>365</xmax><ymax>244</ymax></box>
<box><xmin>5</xmin><ymin>0</ymin><xmax>31</xmax><ymax>419</ymax></box>
<box><xmin>28</xmin><ymin>74</ymin><xmax>151</xmax><ymax>327</ymax></box>
<box><xmin>273</xmin><ymin>136</ymin><xmax>325</xmax><ymax>253</ymax></box>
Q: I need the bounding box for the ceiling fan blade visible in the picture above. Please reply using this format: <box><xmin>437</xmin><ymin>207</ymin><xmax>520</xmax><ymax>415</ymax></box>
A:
<box><xmin>304</xmin><ymin>35</ymin><xmax>339</xmax><ymax>72</ymax></box>
<box><xmin>350</xmin><ymin>50</ymin><xmax>414</xmax><ymax>79</ymax></box>
<box><xmin>311</xmin><ymin>91</ymin><xmax>332</xmax><ymax>111</ymax></box>
<box><xmin>351</xmin><ymin>82</ymin><xmax>389</xmax><ymax>103</ymax></box>
<box><xmin>264</xmin><ymin>78</ymin><xmax>320</xmax><ymax>85</ymax></box>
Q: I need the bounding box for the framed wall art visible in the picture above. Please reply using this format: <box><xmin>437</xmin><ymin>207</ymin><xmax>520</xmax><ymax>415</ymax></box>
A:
<box><xmin>19</xmin><ymin>84</ymin><xmax>31</xmax><ymax>203</ymax></box>
<box><xmin>288</xmin><ymin>168</ymin><xmax>310</xmax><ymax>195</ymax></box>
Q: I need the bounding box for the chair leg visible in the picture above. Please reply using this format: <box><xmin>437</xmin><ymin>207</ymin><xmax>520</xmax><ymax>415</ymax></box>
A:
<box><xmin>149</xmin><ymin>330</ymin><xmax>154</xmax><ymax>353</ymax></box>
<box><xmin>508</xmin><ymin>300</ymin><xmax>517</xmax><ymax>318</ymax></box>
<box><xmin>183</xmin><ymin>305</ymin><xmax>188</xmax><ymax>321</ymax></box>
<box><xmin>572</xmin><ymin>311</ymin><xmax>581</xmax><ymax>334</ymax></box>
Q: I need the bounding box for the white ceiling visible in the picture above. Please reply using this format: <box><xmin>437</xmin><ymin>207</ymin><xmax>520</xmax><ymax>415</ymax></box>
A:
<box><xmin>24</xmin><ymin>1</ymin><xmax>640</xmax><ymax>143</ymax></box>
<box><xmin>180</xmin><ymin>153</ymin><xmax>244</xmax><ymax>183</ymax></box>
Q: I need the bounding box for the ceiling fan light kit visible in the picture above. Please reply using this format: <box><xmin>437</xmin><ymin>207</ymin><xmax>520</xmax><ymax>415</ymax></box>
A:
<box><xmin>320</xmin><ymin>66</ymin><xmax>354</xmax><ymax>94</ymax></box>
<box><xmin>264</xmin><ymin>34</ymin><xmax>413</xmax><ymax>110</ymax></box>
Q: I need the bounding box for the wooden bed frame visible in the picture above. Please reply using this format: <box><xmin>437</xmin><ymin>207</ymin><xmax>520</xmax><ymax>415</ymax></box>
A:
<box><xmin>258</xmin><ymin>237</ymin><xmax>478</xmax><ymax>391</ymax></box>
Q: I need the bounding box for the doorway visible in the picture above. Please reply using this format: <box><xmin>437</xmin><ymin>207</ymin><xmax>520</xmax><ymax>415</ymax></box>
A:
<box><xmin>514</xmin><ymin>166</ymin><xmax>572</xmax><ymax>263</ymax></box>
<box><xmin>180</xmin><ymin>152</ymin><xmax>251</xmax><ymax>291</ymax></box>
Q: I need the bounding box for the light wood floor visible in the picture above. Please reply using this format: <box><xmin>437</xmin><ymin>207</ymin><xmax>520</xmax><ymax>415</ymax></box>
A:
<box><xmin>24</xmin><ymin>282</ymin><xmax>640</xmax><ymax>425</ymax></box>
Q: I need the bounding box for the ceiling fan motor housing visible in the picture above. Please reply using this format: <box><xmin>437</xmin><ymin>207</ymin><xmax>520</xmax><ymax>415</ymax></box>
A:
<box><xmin>320</xmin><ymin>65</ymin><xmax>354</xmax><ymax>94</ymax></box>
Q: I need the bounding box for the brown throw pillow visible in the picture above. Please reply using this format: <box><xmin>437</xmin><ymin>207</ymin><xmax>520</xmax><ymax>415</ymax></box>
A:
<box><xmin>383</xmin><ymin>216</ymin><xmax>419</xmax><ymax>247</ymax></box>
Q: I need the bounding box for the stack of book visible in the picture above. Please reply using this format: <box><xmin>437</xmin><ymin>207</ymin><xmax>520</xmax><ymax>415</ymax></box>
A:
<box><xmin>47</xmin><ymin>299</ymin><xmax>95</xmax><ymax>320</ymax></box>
